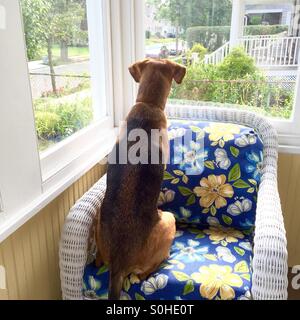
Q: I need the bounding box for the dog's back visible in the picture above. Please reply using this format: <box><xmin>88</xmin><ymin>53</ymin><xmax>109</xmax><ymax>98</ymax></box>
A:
<box><xmin>100</xmin><ymin>102</ymin><xmax>166</xmax><ymax>298</ymax></box>
<box><xmin>96</xmin><ymin>59</ymin><xmax>186</xmax><ymax>299</ymax></box>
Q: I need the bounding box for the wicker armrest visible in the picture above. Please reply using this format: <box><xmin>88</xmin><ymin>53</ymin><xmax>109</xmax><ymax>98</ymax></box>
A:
<box><xmin>252</xmin><ymin>175</ymin><xmax>288</xmax><ymax>300</ymax></box>
<box><xmin>59</xmin><ymin>175</ymin><xmax>106</xmax><ymax>300</ymax></box>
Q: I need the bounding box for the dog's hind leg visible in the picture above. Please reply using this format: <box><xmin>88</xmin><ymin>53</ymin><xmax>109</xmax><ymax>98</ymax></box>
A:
<box><xmin>135</xmin><ymin>210</ymin><xmax>176</xmax><ymax>280</ymax></box>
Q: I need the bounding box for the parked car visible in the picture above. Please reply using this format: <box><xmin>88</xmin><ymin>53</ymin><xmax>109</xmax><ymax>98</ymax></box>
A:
<box><xmin>169</xmin><ymin>49</ymin><xmax>177</xmax><ymax>56</ymax></box>
<box><xmin>169</xmin><ymin>49</ymin><xmax>183</xmax><ymax>56</ymax></box>
<box><xmin>166</xmin><ymin>33</ymin><xmax>176</xmax><ymax>38</ymax></box>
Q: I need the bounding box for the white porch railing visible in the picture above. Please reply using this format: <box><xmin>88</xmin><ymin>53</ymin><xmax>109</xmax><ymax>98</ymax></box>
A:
<box><xmin>203</xmin><ymin>35</ymin><xmax>300</xmax><ymax>68</ymax></box>
<box><xmin>204</xmin><ymin>42</ymin><xmax>230</xmax><ymax>65</ymax></box>
<box><xmin>241</xmin><ymin>36</ymin><xmax>300</xmax><ymax>67</ymax></box>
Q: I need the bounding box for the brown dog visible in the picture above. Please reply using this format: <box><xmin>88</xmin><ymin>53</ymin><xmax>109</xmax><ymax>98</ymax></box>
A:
<box><xmin>95</xmin><ymin>58</ymin><xmax>186</xmax><ymax>300</ymax></box>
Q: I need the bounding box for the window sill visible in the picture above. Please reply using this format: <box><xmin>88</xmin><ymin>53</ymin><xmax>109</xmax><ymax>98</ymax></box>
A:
<box><xmin>278</xmin><ymin>134</ymin><xmax>300</xmax><ymax>155</ymax></box>
<box><xmin>0</xmin><ymin>128</ymin><xmax>116</xmax><ymax>244</ymax></box>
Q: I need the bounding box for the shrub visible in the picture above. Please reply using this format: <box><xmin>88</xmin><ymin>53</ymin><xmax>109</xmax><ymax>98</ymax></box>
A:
<box><xmin>217</xmin><ymin>47</ymin><xmax>258</xmax><ymax>79</ymax></box>
<box><xmin>186</xmin><ymin>24</ymin><xmax>289</xmax><ymax>52</ymax></box>
<box><xmin>35</xmin><ymin>111</ymin><xmax>61</xmax><ymax>140</ymax></box>
<box><xmin>244</xmin><ymin>24</ymin><xmax>288</xmax><ymax>36</ymax></box>
<box><xmin>186</xmin><ymin>26</ymin><xmax>230</xmax><ymax>52</ymax></box>
<box><xmin>34</xmin><ymin>92</ymin><xmax>93</xmax><ymax>143</ymax></box>
<box><xmin>169</xmin><ymin>47</ymin><xmax>293</xmax><ymax>119</ymax></box>
<box><xmin>188</xmin><ymin>43</ymin><xmax>208</xmax><ymax>61</ymax></box>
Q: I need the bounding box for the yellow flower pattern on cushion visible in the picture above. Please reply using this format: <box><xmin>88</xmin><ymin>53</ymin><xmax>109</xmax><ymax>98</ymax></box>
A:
<box><xmin>193</xmin><ymin>174</ymin><xmax>234</xmax><ymax>209</ymax></box>
<box><xmin>204</xmin><ymin>225</ymin><xmax>245</xmax><ymax>243</ymax></box>
<box><xmin>191</xmin><ymin>264</ymin><xmax>243</xmax><ymax>300</ymax></box>
<box><xmin>205</xmin><ymin>123</ymin><xmax>241</xmax><ymax>147</ymax></box>
<box><xmin>205</xmin><ymin>123</ymin><xmax>241</xmax><ymax>142</ymax></box>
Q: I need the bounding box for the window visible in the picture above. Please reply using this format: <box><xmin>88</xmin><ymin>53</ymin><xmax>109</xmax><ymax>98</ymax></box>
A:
<box><xmin>0</xmin><ymin>0</ymin><xmax>114</xmax><ymax>238</ymax></box>
<box><xmin>20</xmin><ymin>0</ymin><xmax>100</xmax><ymax>152</ymax></box>
<box><xmin>143</xmin><ymin>0</ymin><xmax>300</xmax><ymax>149</ymax></box>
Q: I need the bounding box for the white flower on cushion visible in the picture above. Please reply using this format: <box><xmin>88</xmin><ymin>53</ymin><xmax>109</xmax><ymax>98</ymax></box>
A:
<box><xmin>227</xmin><ymin>199</ymin><xmax>252</xmax><ymax>216</ymax></box>
<box><xmin>216</xmin><ymin>246</ymin><xmax>236</xmax><ymax>263</ymax></box>
<box><xmin>141</xmin><ymin>274</ymin><xmax>168</xmax><ymax>295</ymax></box>
<box><xmin>235</xmin><ymin>134</ymin><xmax>257</xmax><ymax>147</ymax></box>
<box><xmin>238</xmin><ymin>290</ymin><xmax>252</xmax><ymax>300</ymax></box>
<box><xmin>168</xmin><ymin>128</ymin><xmax>186</xmax><ymax>140</ymax></box>
<box><xmin>215</xmin><ymin>148</ymin><xmax>231</xmax><ymax>170</ymax></box>
<box><xmin>239</xmin><ymin>241</ymin><xmax>253</xmax><ymax>251</ymax></box>
<box><xmin>157</xmin><ymin>189</ymin><xmax>175</xmax><ymax>206</ymax></box>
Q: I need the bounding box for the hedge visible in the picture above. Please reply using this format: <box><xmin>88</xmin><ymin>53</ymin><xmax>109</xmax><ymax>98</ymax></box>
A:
<box><xmin>186</xmin><ymin>24</ymin><xmax>289</xmax><ymax>52</ymax></box>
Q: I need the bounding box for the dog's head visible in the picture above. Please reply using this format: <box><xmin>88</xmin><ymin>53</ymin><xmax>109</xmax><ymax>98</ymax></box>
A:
<box><xmin>129</xmin><ymin>58</ymin><xmax>186</xmax><ymax>85</ymax></box>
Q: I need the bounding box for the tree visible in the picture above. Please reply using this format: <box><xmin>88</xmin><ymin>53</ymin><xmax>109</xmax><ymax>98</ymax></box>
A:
<box><xmin>147</xmin><ymin>0</ymin><xmax>188</xmax><ymax>53</ymax></box>
<box><xmin>52</xmin><ymin>0</ymin><xmax>85</xmax><ymax>61</ymax></box>
<box><xmin>146</xmin><ymin>0</ymin><xmax>232</xmax><ymax>52</ymax></box>
<box><xmin>20</xmin><ymin>0</ymin><xmax>51</xmax><ymax>60</ymax></box>
<box><xmin>21</xmin><ymin>0</ymin><xmax>86</xmax><ymax>94</ymax></box>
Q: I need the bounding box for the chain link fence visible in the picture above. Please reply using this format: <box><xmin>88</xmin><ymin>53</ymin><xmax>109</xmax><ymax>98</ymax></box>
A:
<box><xmin>29</xmin><ymin>72</ymin><xmax>91</xmax><ymax>99</ymax></box>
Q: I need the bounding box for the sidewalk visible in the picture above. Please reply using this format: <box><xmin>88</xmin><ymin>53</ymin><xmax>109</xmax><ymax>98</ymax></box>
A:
<box><xmin>28</xmin><ymin>60</ymin><xmax>45</xmax><ymax>72</ymax></box>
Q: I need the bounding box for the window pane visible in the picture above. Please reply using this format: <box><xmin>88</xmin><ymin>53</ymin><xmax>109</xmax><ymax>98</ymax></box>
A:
<box><xmin>20</xmin><ymin>0</ymin><xmax>97</xmax><ymax>152</ymax></box>
<box><xmin>145</xmin><ymin>0</ymin><xmax>298</xmax><ymax>120</ymax></box>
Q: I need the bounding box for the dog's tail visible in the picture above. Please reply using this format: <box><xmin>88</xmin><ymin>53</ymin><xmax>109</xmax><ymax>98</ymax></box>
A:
<box><xmin>108</xmin><ymin>264</ymin><xmax>124</xmax><ymax>300</ymax></box>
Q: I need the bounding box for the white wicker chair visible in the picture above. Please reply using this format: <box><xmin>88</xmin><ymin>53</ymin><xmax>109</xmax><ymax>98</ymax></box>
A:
<box><xmin>59</xmin><ymin>104</ymin><xmax>288</xmax><ymax>300</ymax></box>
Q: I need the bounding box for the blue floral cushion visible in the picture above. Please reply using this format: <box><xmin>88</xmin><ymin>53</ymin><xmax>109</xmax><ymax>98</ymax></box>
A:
<box><xmin>158</xmin><ymin>120</ymin><xmax>264</xmax><ymax>231</ymax></box>
<box><xmin>83</xmin><ymin>223</ymin><xmax>253</xmax><ymax>300</ymax></box>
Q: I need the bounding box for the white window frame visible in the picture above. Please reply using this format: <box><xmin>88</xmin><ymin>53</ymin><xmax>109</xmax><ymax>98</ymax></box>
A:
<box><xmin>0</xmin><ymin>0</ymin><xmax>123</xmax><ymax>241</ymax></box>
<box><xmin>40</xmin><ymin>0</ymin><xmax>115</xmax><ymax>191</ymax></box>
<box><xmin>1</xmin><ymin>0</ymin><xmax>299</xmax><ymax>243</ymax></box>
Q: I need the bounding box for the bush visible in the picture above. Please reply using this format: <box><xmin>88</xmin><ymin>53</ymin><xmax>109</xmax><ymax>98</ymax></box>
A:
<box><xmin>217</xmin><ymin>47</ymin><xmax>258</xmax><ymax>79</ymax></box>
<box><xmin>186</xmin><ymin>24</ymin><xmax>289</xmax><ymax>52</ymax></box>
<box><xmin>170</xmin><ymin>47</ymin><xmax>293</xmax><ymax>119</ymax></box>
<box><xmin>188</xmin><ymin>43</ymin><xmax>208</xmax><ymax>61</ymax></box>
<box><xmin>244</xmin><ymin>24</ymin><xmax>288</xmax><ymax>36</ymax></box>
<box><xmin>34</xmin><ymin>92</ymin><xmax>93</xmax><ymax>143</ymax></box>
<box><xmin>186</xmin><ymin>26</ymin><xmax>230</xmax><ymax>52</ymax></box>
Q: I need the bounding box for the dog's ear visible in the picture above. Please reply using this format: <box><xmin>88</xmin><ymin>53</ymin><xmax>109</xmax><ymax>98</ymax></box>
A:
<box><xmin>129</xmin><ymin>59</ymin><xmax>148</xmax><ymax>83</ymax></box>
<box><xmin>173</xmin><ymin>64</ymin><xmax>186</xmax><ymax>84</ymax></box>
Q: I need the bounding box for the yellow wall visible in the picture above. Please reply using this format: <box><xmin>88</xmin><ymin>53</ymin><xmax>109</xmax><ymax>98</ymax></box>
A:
<box><xmin>278</xmin><ymin>153</ymin><xmax>300</xmax><ymax>268</ymax></box>
<box><xmin>0</xmin><ymin>163</ymin><xmax>106</xmax><ymax>300</ymax></box>
<box><xmin>0</xmin><ymin>154</ymin><xmax>299</xmax><ymax>300</ymax></box>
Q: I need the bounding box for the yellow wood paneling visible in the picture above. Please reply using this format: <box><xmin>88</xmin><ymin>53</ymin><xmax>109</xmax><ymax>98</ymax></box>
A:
<box><xmin>278</xmin><ymin>153</ymin><xmax>300</xmax><ymax>267</ymax></box>
<box><xmin>0</xmin><ymin>164</ymin><xmax>106</xmax><ymax>300</ymax></box>
<box><xmin>0</xmin><ymin>153</ymin><xmax>299</xmax><ymax>300</ymax></box>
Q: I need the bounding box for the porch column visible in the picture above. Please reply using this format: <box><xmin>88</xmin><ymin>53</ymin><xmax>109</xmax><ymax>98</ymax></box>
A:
<box><xmin>230</xmin><ymin>0</ymin><xmax>245</xmax><ymax>48</ymax></box>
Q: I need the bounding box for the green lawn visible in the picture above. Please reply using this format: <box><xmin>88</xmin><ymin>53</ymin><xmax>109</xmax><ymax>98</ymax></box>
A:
<box><xmin>145</xmin><ymin>38</ymin><xmax>176</xmax><ymax>46</ymax></box>
<box><xmin>40</xmin><ymin>45</ymin><xmax>90</xmax><ymax>59</ymax></box>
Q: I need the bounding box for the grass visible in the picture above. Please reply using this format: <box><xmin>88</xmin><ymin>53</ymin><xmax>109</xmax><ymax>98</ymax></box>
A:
<box><xmin>34</xmin><ymin>83</ymin><xmax>93</xmax><ymax>151</ymax></box>
<box><xmin>34</xmin><ymin>45</ymin><xmax>90</xmax><ymax>61</ymax></box>
<box><xmin>145</xmin><ymin>37</ymin><xmax>176</xmax><ymax>46</ymax></box>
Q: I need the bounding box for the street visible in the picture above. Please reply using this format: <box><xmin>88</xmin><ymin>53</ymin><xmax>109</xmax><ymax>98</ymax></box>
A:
<box><xmin>28</xmin><ymin>41</ymin><xmax>186</xmax><ymax>99</ymax></box>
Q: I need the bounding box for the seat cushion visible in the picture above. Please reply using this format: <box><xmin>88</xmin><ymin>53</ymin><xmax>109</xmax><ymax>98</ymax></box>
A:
<box><xmin>158</xmin><ymin>120</ymin><xmax>264</xmax><ymax>231</ymax></box>
<box><xmin>83</xmin><ymin>223</ymin><xmax>253</xmax><ymax>300</ymax></box>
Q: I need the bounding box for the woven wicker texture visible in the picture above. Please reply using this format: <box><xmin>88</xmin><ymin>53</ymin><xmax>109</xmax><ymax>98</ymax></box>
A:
<box><xmin>59</xmin><ymin>104</ymin><xmax>288</xmax><ymax>300</ymax></box>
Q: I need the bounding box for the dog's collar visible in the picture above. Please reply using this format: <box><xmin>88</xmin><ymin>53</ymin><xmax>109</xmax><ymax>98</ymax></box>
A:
<box><xmin>136</xmin><ymin>101</ymin><xmax>165</xmax><ymax>110</ymax></box>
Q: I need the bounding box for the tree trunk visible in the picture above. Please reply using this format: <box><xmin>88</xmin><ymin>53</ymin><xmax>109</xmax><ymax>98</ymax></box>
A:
<box><xmin>60</xmin><ymin>40</ymin><xmax>69</xmax><ymax>62</ymax></box>
<box><xmin>176</xmin><ymin>24</ymin><xmax>179</xmax><ymax>55</ymax></box>
<box><xmin>47</xmin><ymin>38</ymin><xmax>57</xmax><ymax>95</ymax></box>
